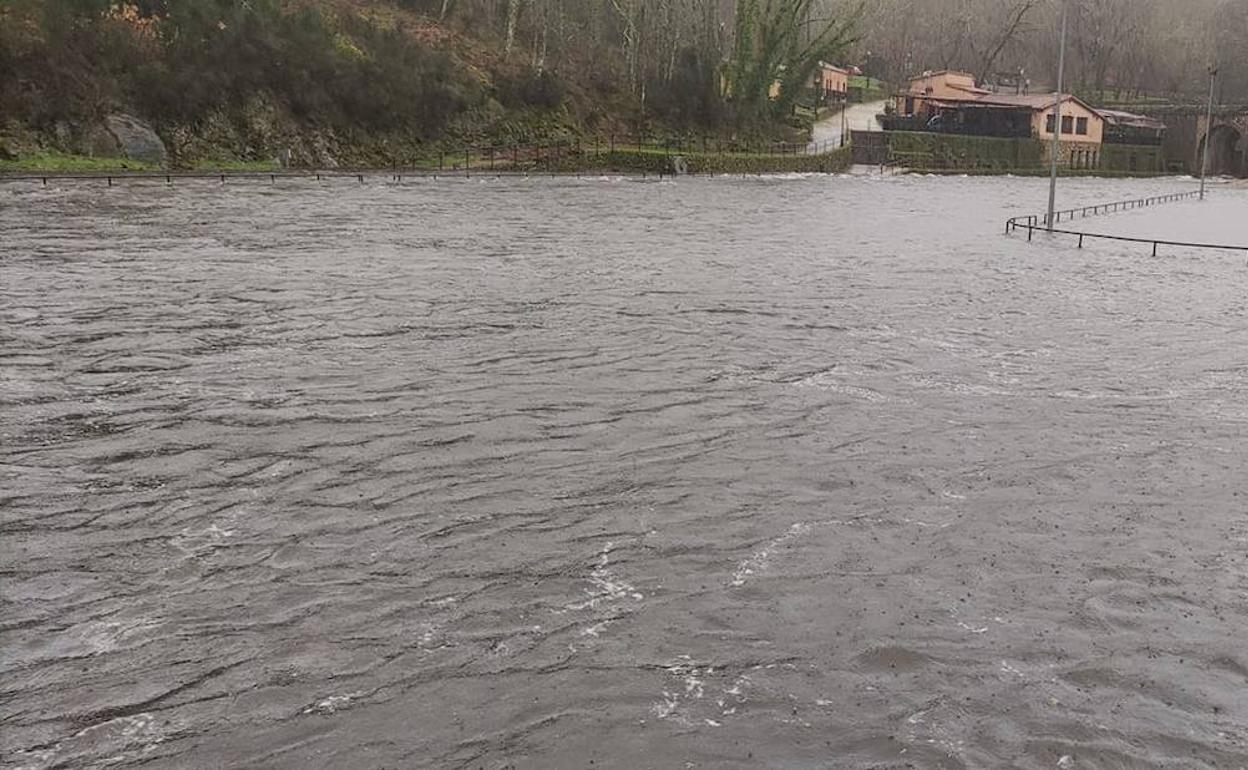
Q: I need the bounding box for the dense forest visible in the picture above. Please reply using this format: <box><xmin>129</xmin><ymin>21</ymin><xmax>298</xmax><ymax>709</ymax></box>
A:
<box><xmin>855</xmin><ymin>0</ymin><xmax>1247</xmax><ymax>102</ymax></box>
<box><xmin>0</xmin><ymin>0</ymin><xmax>1244</xmax><ymax>167</ymax></box>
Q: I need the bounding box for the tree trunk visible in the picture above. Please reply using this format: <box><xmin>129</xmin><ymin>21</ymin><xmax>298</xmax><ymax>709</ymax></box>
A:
<box><xmin>505</xmin><ymin>0</ymin><xmax>522</xmax><ymax>55</ymax></box>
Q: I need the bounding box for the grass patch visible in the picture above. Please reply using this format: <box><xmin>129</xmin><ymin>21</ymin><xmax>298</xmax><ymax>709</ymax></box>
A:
<box><xmin>849</xmin><ymin>76</ymin><xmax>886</xmax><ymax>91</ymax></box>
<box><xmin>0</xmin><ymin>150</ymin><xmax>158</xmax><ymax>172</ymax></box>
<box><xmin>189</xmin><ymin>158</ymin><xmax>281</xmax><ymax>171</ymax></box>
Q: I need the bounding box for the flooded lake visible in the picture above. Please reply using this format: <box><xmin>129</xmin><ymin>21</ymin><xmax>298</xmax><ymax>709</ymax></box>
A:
<box><xmin>2</xmin><ymin>173</ymin><xmax>1247</xmax><ymax>769</ymax></box>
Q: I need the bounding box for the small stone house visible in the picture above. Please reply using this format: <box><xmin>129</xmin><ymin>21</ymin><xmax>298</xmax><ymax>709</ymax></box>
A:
<box><xmin>815</xmin><ymin>63</ymin><xmax>850</xmax><ymax>103</ymax></box>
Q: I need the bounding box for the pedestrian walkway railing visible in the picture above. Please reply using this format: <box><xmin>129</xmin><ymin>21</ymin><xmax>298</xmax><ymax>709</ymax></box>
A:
<box><xmin>1008</xmin><ymin>191</ymin><xmax>1201</xmax><ymax>231</ymax></box>
<box><xmin>1004</xmin><ymin>191</ymin><xmax>1248</xmax><ymax>255</ymax></box>
<box><xmin>0</xmin><ymin>134</ymin><xmax>849</xmax><ymax>187</ymax></box>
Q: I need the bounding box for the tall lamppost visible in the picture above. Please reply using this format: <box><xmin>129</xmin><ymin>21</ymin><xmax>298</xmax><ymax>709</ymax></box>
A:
<box><xmin>1046</xmin><ymin>0</ymin><xmax>1068</xmax><ymax>231</ymax></box>
<box><xmin>1200</xmin><ymin>64</ymin><xmax>1218</xmax><ymax>201</ymax></box>
<box><xmin>841</xmin><ymin>100</ymin><xmax>849</xmax><ymax>147</ymax></box>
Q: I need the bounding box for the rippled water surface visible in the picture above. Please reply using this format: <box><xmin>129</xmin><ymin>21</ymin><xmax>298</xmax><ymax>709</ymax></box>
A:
<box><xmin>3</xmin><ymin>174</ymin><xmax>1247</xmax><ymax>769</ymax></box>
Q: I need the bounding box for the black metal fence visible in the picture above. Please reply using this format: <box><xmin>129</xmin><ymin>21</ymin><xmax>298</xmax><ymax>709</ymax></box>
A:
<box><xmin>412</xmin><ymin>135</ymin><xmax>846</xmax><ymax>173</ymax></box>
<box><xmin>1004</xmin><ymin>191</ymin><xmax>1248</xmax><ymax>255</ymax></box>
<box><xmin>0</xmin><ymin>134</ymin><xmax>852</xmax><ymax>185</ymax></box>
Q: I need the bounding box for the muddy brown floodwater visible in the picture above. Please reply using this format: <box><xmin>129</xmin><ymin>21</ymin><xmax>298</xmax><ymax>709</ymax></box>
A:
<box><xmin>2</xmin><ymin>174</ymin><xmax>1247</xmax><ymax>770</ymax></box>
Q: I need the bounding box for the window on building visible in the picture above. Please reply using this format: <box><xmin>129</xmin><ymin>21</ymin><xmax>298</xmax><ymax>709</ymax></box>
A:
<box><xmin>1062</xmin><ymin>115</ymin><xmax>1074</xmax><ymax>134</ymax></box>
<box><xmin>1046</xmin><ymin>114</ymin><xmax>1055</xmax><ymax>133</ymax></box>
<box><xmin>1076</xmin><ymin>117</ymin><xmax>1088</xmax><ymax>135</ymax></box>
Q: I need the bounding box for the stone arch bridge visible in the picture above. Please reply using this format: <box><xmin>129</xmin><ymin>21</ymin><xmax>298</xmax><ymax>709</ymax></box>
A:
<box><xmin>1138</xmin><ymin>105</ymin><xmax>1248</xmax><ymax>176</ymax></box>
<box><xmin>1198</xmin><ymin>109</ymin><xmax>1248</xmax><ymax>177</ymax></box>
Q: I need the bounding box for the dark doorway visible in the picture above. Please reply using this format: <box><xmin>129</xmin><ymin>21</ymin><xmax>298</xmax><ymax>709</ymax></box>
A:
<box><xmin>1200</xmin><ymin>125</ymin><xmax>1246</xmax><ymax>177</ymax></box>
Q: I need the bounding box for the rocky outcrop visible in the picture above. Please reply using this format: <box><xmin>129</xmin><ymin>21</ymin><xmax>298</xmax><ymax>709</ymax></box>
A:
<box><xmin>163</xmin><ymin>96</ymin><xmax>343</xmax><ymax>169</ymax></box>
<box><xmin>88</xmin><ymin>114</ymin><xmax>168</xmax><ymax>165</ymax></box>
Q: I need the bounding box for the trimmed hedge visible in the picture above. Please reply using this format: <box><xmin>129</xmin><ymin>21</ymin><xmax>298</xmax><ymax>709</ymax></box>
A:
<box><xmin>886</xmin><ymin>131</ymin><xmax>1044</xmax><ymax>171</ymax></box>
<box><xmin>884</xmin><ymin>131</ymin><xmax>1170</xmax><ymax>176</ymax></box>
<box><xmin>1099</xmin><ymin>143</ymin><xmax>1164</xmax><ymax>173</ymax></box>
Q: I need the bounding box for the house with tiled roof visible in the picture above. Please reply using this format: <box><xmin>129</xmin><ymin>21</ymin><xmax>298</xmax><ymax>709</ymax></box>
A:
<box><xmin>893</xmin><ymin>74</ymin><xmax>1111</xmax><ymax>168</ymax></box>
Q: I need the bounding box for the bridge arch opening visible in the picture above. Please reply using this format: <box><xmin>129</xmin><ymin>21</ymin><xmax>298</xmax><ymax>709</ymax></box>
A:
<box><xmin>1199</xmin><ymin>124</ymin><xmax>1246</xmax><ymax>177</ymax></box>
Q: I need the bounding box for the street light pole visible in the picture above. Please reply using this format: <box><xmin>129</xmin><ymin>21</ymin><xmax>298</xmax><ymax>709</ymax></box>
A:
<box><xmin>1199</xmin><ymin>64</ymin><xmax>1218</xmax><ymax>201</ymax></box>
<box><xmin>1046</xmin><ymin>0</ymin><xmax>1067</xmax><ymax>231</ymax></box>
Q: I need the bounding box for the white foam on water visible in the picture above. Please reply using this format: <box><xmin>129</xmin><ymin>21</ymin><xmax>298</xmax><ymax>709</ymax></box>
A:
<box><xmin>303</xmin><ymin>692</ymin><xmax>362</xmax><ymax>715</ymax></box>
<box><xmin>652</xmin><ymin>660</ymin><xmax>751</xmax><ymax>727</ymax></box>
<box><xmin>170</xmin><ymin>522</ymin><xmax>236</xmax><ymax>558</ymax></box>
<box><xmin>27</xmin><ymin>617</ymin><xmax>166</xmax><ymax>664</ymax></box>
<box><xmin>564</xmin><ymin>541</ymin><xmax>644</xmax><ymax>615</ymax></box>
<box><xmin>580</xmin><ymin>621</ymin><xmax>610</xmax><ymax>637</ymax></box>
<box><xmin>12</xmin><ymin>713</ymin><xmax>168</xmax><ymax>770</ymax></box>
<box><xmin>731</xmin><ymin>522</ymin><xmax>811</xmax><ymax>586</ymax></box>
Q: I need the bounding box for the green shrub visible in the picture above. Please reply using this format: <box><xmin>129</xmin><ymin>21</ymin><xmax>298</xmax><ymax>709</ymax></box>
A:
<box><xmin>1099</xmin><ymin>143</ymin><xmax>1164</xmax><ymax>173</ymax></box>
<box><xmin>0</xmin><ymin>0</ymin><xmax>481</xmax><ymax>141</ymax></box>
<box><xmin>494</xmin><ymin>69</ymin><xmax>566</xmax><ymax>111</ymax></box>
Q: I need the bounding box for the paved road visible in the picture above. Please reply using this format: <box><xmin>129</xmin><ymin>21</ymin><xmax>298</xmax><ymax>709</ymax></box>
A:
<box><xmin>809</xmin><ymin>99</ymin><xmax>888</xmax><ymax>152</ymax></box>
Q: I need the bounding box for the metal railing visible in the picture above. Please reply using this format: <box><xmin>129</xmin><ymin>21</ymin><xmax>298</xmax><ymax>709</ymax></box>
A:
<box><xmin>0</xmin><ymin>134</ymin><xmax>851</xmax><ymax>186</ymax></box>
<box><xmin>1005</xmin><ymin>191</ymin><xmax>1248</xmax><ymax>255</ymax></box>
<box><xmin>1007</xmin><ymin>191</ymin><xmax>1201</xmax><ymax>231</ymax></box>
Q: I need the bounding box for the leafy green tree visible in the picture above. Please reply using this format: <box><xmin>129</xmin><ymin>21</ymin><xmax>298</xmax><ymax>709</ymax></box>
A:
<box><xmin>726</xmin><ymin>0</ymin><xmax>860</xmax><ymax>125</ymax></box>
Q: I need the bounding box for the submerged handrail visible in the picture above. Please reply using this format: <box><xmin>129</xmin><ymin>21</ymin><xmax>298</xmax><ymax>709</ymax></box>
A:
<box><xmin>1005</xmin><ymin>191</ymin><xmax>1248</xmax><ymax>256</ymax></box>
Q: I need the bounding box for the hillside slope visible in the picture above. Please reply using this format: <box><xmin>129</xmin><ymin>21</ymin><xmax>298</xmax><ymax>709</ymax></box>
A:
<box><xmin>0</xmin><ymin>0</ymin><xmax>705</xmax><ymax>168</ymax></box>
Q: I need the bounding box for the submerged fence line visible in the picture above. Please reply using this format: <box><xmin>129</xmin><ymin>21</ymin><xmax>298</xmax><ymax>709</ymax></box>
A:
<box><xmin>1004</xmin><ymin>191</ymin><xmax>1248</xmax><ymax>256</ymax></box>
<box><xmin>0</xmin><ymin>133</ymin><xmax>850</xmax><ymax>186</ymax></box>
